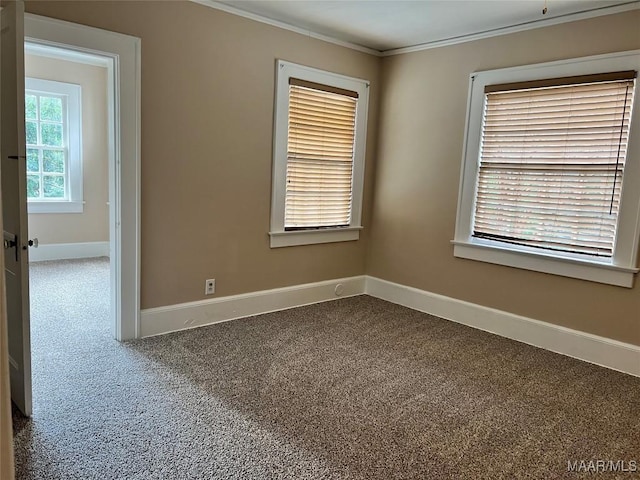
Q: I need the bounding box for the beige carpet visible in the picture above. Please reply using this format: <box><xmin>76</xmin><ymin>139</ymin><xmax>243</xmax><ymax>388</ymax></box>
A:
<box><xmin>12</xmin><ymin>258</ymin><xmax>640</xmax><ymax>479</ymax></box>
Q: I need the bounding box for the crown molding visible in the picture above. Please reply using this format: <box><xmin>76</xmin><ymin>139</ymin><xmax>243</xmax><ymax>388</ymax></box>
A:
<box><xmin>190</xmin><ymin>0</ymin><xmax>382</xmax><ymax>56</ymax></box>
<box><xmin>190</xmin><ymin>0</ymin><xmax>640</xmax><ymax>58</ymax></box>
<box><xmin>381</xmin><ymin>1</ymin><xmax>640</xmax><ymax>56</ymax></box>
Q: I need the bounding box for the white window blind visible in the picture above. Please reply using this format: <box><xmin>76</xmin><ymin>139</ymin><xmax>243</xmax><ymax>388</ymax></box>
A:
<box><xmin>474</xmin><ymin>71</ymin><xmax>636</xmax><ymax>257</ymax></box>
<box><xmin>285</xmin><ymin>78</ymin><xmax>358</xmax><ymax>230</ymax></box>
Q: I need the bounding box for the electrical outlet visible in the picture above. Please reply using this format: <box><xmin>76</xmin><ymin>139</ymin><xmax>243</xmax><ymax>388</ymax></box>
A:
<box><xmin>205</xmin><ymin>279</ymin><xmax>215</xmax><ymax>295</ymax></box>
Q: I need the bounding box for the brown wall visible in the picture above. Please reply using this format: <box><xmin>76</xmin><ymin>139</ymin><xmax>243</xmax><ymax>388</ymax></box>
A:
<box><xmin>25</xmin><ymin>1</ymin><xmax>381</xmax><ymax>309</ymax></box>
<box><xmin>25</xmin><ymin>54</ymin><xmax>109</xmax><ymax>244</ymax></box>
<box><xmin>368</xmin><ymin>11</ymin><xmax>640</xmax><ymax>345</ymax></box>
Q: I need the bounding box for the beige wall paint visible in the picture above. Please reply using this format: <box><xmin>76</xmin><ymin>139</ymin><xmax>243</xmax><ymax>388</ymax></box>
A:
<box><xmin>25</xmin><ymin>54</ymin><xmax>109</xmax><ymax>245</ymax></box>
<box><xmin>369</xmin><ymin>11</ymin><xmax>640</xmax><ymax>345</ymax></box>
<box><xmin>24</xmin><ymin>1</ymin><xmax>380</xmax><ymax>308</ymax></box>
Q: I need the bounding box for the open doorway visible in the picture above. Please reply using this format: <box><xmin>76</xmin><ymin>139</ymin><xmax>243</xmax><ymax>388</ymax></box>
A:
<box><xmin>24</xmin><ymin>43</ymin><xmax>113</xmax><ymax>380</ymax></box>
<box><xmin>24</xmin><ymin>42</ymin><xmax>113</xmax><ymax>337</ymax></box>
<box><xmin>3</xmin><ymin>11</ymin><xmax>140</xmax><ymax>421</ymax></box>
<box><xmin>24</xmin><ymin>12</ymin><xmax>141</xmax><ymax>345</ymax></box>
<box><xmin>3</xmin><ymin>6</ymin><xmax>139</xmax><ymax>436</ymax></box>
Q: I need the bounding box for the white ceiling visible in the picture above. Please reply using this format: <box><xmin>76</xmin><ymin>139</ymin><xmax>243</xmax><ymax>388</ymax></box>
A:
<box><xmin>204</xmin><ymin>0</ymin><xmax>640</xmax><ymax>54</ymax></box>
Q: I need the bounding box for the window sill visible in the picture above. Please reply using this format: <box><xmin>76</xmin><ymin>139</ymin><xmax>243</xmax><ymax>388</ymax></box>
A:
<box><xmin>451</xmin><ymin>239</ymin><xmax>638</xmax><ymax>288</ymax></box>
<box><xmin>270</xmin><ymin>226</ymin><xmax>362</xmax><ymax>248</ymax></box>
<box><xmin>28</xmin><ymin>201</ymin><xmax>84</xmax><ymax>214</ymax></box>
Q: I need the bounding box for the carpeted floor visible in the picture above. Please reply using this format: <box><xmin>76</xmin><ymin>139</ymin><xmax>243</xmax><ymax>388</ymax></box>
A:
<box><xmin>12</xmin><ymin>258</ymin><xmax>640</xmax><ymax>479</ymax></box>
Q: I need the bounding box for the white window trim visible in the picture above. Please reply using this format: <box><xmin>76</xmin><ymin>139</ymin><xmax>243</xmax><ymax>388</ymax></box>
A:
<box><xmin>453</xmin><ymin>50</ymin><xmax>640</xmax><ymax>288</ymax></box>
<box><xmin>26</xmin><ymin>77</ymin><xmax>83</xmax><ymax>214</ymax></box>
<box><xmin>269</xmin><ymin>60</ymin><xmax>369</xmax><ymax>248</ymax></box>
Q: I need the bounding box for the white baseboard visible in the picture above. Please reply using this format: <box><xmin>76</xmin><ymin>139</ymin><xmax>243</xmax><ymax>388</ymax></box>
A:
<box><xmin>139</xmin><ymin>272</ymin><xmax>639</xmax><ymax>377</ymax></box>
<box><xmin>365</xmin><ymin>276</ymin><xmax>640</xmax><ymax>377</ymax></box>
<box><xmin>140</xmin><ymin>276</ymin><xmax>366</xmax><ymax>338</ymax></box>
<box><xmin>28</xmin><ymin>241</ymin><xmax>109</xmax><ymax>262</ymax></box>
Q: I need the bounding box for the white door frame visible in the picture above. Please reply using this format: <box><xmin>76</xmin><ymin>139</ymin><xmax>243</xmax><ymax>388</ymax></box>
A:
<box><xmin>24</xmin><ymin>14</ymin><xmax>141</xmax><ymax>340</ymax></box>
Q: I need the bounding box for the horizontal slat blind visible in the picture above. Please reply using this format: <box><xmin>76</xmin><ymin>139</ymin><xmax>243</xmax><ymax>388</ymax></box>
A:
<box><xmin>474</xmin><ymin>75</ymin><xmax>636</xmax><ymax>257</ymax></box>
<box><xmin>285</xmin><ymin>80</ymin><xmax>358</xmax><ymax>229</ymax></box>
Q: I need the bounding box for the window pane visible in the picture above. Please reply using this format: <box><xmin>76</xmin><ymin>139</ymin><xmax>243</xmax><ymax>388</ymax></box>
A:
<box><xmin>43</xmin><ymin>150</ymin><xmax>64</xmax><ymax>173</ymax></box>
<box><xmin>43</xmin><ymin>175</ymin><xmax>65</xmax><ymax>198</ymax></box>
<box><xmin>25</xmin><ymin>95</ymin><xmax>37</xmax><ymax>120</ymax></box>
<box><xmin>41</xmin><ymin>123</ymin><xmax>63</xmax><ymax>147</ymax></box>
<box><xmin>39</xmin><ymin>96</ymin><xmax>62</xmax><ymax>122</ymax></box>
<box><xmin>26</xmin><ymin>149</ymin><xmax>39</xmax><ymax>172</ymax></box>
<box><xmin>27</xmin><ymin>175</ymin><xmax>40</xmax><ymax>198</ymax></box>
<box><xmin>26</xmin><ymin>121</ymin><xmax>37</xmax><ymax>145</ymax></box>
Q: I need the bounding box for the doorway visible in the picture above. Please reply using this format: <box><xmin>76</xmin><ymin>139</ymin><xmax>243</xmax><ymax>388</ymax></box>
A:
<box><xmin>24</xmin><ymin>12</ymin><xmax>141</xmax><ymax>343</ymax></box>
<box><xmin>3</xmin><ymin>11</ymin><xmax>140</xmax><ymax>419</ymax></box>
<box><xmin>24</xmin><ymin>42</ymin><xmax>113</xmax><ymax>335</ymax></box>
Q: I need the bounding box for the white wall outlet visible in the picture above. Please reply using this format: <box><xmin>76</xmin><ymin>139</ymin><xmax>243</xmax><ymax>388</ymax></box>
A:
<box><xmin>205</xmin><ymin>279</ymin><xmax>215</xmax><ymax>295</ymax></box>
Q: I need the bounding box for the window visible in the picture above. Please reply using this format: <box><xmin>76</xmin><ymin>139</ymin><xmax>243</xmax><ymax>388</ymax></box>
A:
<box><xmin>25</xmin><ymin>78</ymin><xmax>82</xmax><ymax>213</ymax></box>
<box><xmin>270</xmin><ymin>60</ymin><xmax>369</xmax><ymax>248</ymax></box>
<box><xmin>454</xmin><ymin>51</ymin><xmax>640</xmax><ymax>287</ymax></box>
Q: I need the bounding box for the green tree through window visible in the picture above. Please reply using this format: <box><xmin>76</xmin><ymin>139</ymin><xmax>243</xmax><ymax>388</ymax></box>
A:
<box><xmin>25</xmin><ymin>91</ymin><xmax>66</xmax><ymax>200</ymax></box>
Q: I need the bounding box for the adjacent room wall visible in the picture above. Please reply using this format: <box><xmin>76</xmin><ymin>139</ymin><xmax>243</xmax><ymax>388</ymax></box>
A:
<box><xmin>25</xmin><ymin>54</ymin><xmax>109</xmax><ymax>245</ymax></box>
<box><xmin>24</xmin><ymin>1</ymin><xmax>380</xmax><ymax>309</ymax></box>
<box><xmin>368</xmin><ymin>11</ymin><xmax>640</xmax><ymax>345</ymax></box>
